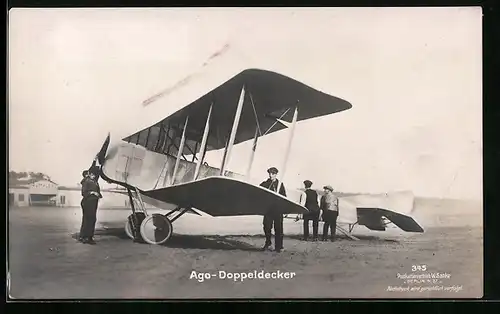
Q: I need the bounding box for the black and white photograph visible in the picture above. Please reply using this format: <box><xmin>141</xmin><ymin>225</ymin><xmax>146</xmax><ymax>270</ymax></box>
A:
<box><xmin>7</xmin><ymin>7</ymin><xmax>483</xmax><ymax>299</ymax></box>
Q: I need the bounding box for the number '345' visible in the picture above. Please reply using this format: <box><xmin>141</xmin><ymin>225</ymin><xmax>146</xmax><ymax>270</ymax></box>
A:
<box><xmin>412</xmin><ymin>265</ymin><xmax>427</xmax><ymax>271</ymax></box>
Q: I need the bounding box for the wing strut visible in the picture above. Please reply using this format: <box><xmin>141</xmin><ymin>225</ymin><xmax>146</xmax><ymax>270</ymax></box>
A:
<box><xmin>246</xmin><ymin>126</ymin><xmax>259</xmax><ymax>178</ymax></box>
<box><xmin>194</xmin><ymin>103</ymin><xmax>213</xmax><ymax>180</ymax></box>
<box><xmin>220</xmin><ymin>85</ymin><xmax>246</xmax><ymax>175</ymax></box>
<box><xmin>249</xmin><ymin>93</ymin><xmax>262</xmax><ymax>136</ymax></box>
<box><xmin>245</xmin><ymin>92</ymin><xmax>261</xmax><ymax>179</ymax></box>
<box><xmin>171</xmin><ymin>116</ymin><xmax>189</xmax><ymax>185</ymax></box>
<box><xmin>277</xmin><ymin>104</ymin><xmax>299</xmax><ymax>194</ymax></box>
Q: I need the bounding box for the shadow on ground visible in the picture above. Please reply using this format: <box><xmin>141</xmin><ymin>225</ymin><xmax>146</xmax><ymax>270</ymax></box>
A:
<box><xmin>286</xmin><ymin>233</ymin><xmax>400</xmax><ymax>243</ymax></box>
<box><xmin>71</xmin><ymin>227</ymin><xmax>130</xmax><ymax>241</ymax></box>
<box><xmin>164</xmin><ymin>234</ymin><xmax>262</xmax><ymax>251</ymax></box>
<box><xmin>71</xmin><ymin>227</ymin><xmax>263</xmax><ymax>252</ymax></box>
<box><xmin>211</xmin><ymin>233</ymin><xmax>399</xmax><ymax>243</ymax></box>
<box><xmin>71</xmin><ymin>223</ymin><xmax>399</xmax><ymax>252</ymax></box>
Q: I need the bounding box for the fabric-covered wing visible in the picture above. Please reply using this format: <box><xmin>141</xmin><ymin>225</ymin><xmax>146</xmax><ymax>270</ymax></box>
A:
<box><xmin>123</xmin><ymin>68</ymin><xmax>352</xmax><ymax>157</ymax></box>
<box><xmin>141</xmin><ymin>176</ymin><xmax>308</xmax><ymax>217</ymax></box>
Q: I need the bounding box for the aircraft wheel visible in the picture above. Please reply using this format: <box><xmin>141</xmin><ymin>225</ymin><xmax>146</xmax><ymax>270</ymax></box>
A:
<box><xmin>125</xmin><ymin>212</ymin><xmax>146</xmax><ymax>240</ymax></box>
<box><xmin>139</xmin><ymin>213</ymin><xmax>173</xmax><ymax>245</ymax></box>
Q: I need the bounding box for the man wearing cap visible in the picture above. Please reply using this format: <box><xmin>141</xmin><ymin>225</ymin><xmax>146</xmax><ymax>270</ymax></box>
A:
<box><xmin>320</xmin><ymin>185</ymin><xmax>339</xmax><ymax>242</ymax></box>
<box><xmin>259</xmin><ymin>167</ymin><xmax>287</xmax><ymax>252</ymax></box>
<box><xmin>79</xmin><ymin>166</ymin><xmax>102</xmax><ymax>244</ymax></box>
<box><xmin>78</xmin><ymin>170</ymin><xmax>89</xmax><ymax>242</ymax></box>
<box><xmin>300</xmin><ymin>180</ymin><xmax>320</xmax><ymax>241</ymax></box>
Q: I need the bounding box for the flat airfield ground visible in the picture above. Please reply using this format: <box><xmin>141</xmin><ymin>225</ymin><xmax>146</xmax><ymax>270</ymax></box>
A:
<box><xmin>8</xmin><ymin>206</ymin><xmax>483</xmax><ymax>299</ymax></box>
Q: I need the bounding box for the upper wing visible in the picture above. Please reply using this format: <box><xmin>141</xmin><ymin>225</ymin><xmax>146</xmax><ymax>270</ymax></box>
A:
<box><xmin>140</xmin><ymin>176</ymin><xmax>308</xmax><ymax>217</ymax></box>
<box><xmin>123</xmin><ymin>68</ymin><xmax>352</xmax><ymax>157</ymax></box>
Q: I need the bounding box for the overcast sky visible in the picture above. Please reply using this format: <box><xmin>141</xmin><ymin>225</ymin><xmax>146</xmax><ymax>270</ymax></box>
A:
<box><xmin>8</xmin><ymin>7</ymin><xmax>482</xmax><ymax>200</ymax></box>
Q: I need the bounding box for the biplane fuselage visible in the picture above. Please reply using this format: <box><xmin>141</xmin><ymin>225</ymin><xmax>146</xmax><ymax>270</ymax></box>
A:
<box><xmin>100</xmin><ymin>141</ymin><xmax>307</xmax><ymax>214</ymax></box>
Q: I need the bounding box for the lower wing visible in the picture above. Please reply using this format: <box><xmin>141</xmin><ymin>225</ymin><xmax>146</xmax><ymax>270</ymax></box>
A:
<box><xmin>141</xmin><ymin>176</ymin><xmax>308</xmax><ymax>217</ymax></box>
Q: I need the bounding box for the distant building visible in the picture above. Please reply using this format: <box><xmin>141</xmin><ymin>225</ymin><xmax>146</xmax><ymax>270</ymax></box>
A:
<box><xmin>55</xmin><ymin>186</ymin><xmax>81</xmax><ymax>207</ymax></box>
<box><xmin>9</xmin><ymin>185</ymin><xmax>30</xmax><ymax>207</ymax></box>
<box><xmin>8</xmin><ymin>178</ymin><xmax>132</xmax><ymax>208</ymax></box>
<box><xmin>29</xmin><ymin>179</ymin><xmax>59</xmax><ymax>206</ymax></box>
<box><xmin>56</xmin><ymin>186</ymin><xmax>131</xmax><ymax>208</ymax></box>
<box><xmin>8</xmin><ymin>178</ymin><xmax>58</xmax><ymax>207</ymax></box>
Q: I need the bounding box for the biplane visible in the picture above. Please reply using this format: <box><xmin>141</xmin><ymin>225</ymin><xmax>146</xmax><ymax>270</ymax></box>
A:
<box><xmin>90</xmin><ymin>67</ymin><xmax>421</xmax><ymax>245</ymax></box>
<box><xmin>91</xmin><ymin>68</ymin><xmax>351</xmax><ymax>244</ymax></box>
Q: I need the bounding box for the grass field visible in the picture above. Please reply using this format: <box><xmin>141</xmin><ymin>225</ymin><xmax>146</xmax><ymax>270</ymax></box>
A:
<box><xmin>7</xmin><ymin>205</ymin><xmax>482</xmax><ymax>299</ymax></box>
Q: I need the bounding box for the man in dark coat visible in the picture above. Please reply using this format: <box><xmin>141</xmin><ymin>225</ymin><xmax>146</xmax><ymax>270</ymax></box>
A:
<box><xmin>78</xmin><ymin>170</ymin><xmax>89</xmax><ymax>241</ymax></box>
<box><xmin>301</xmin><ymin>180</ymin><xmax>320</xmax><ymax>241</ymax></box>
<box><xmin>79</xmin><ymin>166</ymin><xmax>102</xmax><ymax>244</ymax></box>
<box><xmin>260</xmin><ymin>167</ymin><xmax>287</xmax><ymax>252</ymax></box>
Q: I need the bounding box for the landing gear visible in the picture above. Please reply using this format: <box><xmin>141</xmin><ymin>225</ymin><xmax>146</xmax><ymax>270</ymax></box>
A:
<box><xmin>139</xmin><ymin>213</ymin><xmax>173</xmax><ymax>245</ymax></box>
<box><xmin>124</xmin><ymin>187</ymin><xmax>190</xmax><ymax>245</ymax></box>
<box><xmin>124</xmin><ymin>212</ymin><xmax>146</xmax><ymax>241</ymax></box>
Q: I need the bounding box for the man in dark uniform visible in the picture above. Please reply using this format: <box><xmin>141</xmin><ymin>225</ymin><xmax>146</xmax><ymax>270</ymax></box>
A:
<box><xmin>301</xmin><ymin>180</ymin><xmax>320</xmax><ymax>241</ymax></box>
<box><xmin>260</xmin><ymin>167</ymin><xmax>287</xmax><ymax>252</ymax></box>
<box><xmin>79</xmin><ymin>166</ymin><xmax>102</xmax><ymax>244</ymax></box>
<box><xmin>78</xmin><ymin>170</ymin><xmax>89</xmax><ymax>242</ymax></box>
